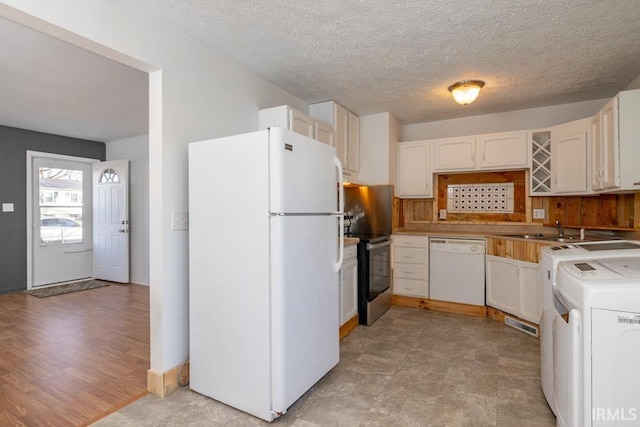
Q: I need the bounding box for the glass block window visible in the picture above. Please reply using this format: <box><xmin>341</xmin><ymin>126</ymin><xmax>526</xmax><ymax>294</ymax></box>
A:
<box><xmin>446</xmin><ymin>183</ymin><xmax>515</xmax><ymax>213</ymax></box>
<box><xmin>99</xmin><ymin>168</ymin><xmax>120</xmax><ymax>183</ymax></box>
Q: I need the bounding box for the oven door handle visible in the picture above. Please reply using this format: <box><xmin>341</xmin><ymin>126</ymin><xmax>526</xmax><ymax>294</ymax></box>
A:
<box><xmin>366</xmin><ymin>240</ymin><xmax>391</xmax><ymax>250</ymax></box>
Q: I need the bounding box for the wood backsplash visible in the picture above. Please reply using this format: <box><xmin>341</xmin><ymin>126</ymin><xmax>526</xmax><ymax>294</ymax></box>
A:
<box><xmin>397</xmin><ymin>170</ymin><xmax>640</xmax><ymax>230</ymax></box>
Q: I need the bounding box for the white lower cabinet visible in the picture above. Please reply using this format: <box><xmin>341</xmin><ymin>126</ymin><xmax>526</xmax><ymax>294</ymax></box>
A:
<box><xmin>392</xmin><ymin>235</ymin><xmax>429</xmax><ymax>298</ymax></box>
<box><xmin>486</xmin><ymin>255</ymin><xmax>541</xmax><ymax>324</ymax></box>
<box><xmin>339</xmin><ymin>245</ymin><xmax>358</xmax><ymax>326</ymax></box>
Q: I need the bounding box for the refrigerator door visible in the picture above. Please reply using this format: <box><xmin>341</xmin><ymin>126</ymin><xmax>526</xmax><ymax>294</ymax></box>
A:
<box><xmin>270</xmin><ymin>214</ymin><xmax>339</xmax><ymax>414</ymax></box>
<box><xmin>269</xmin><ymin>127</ymin><xmax>341</xmax><ymax>214</ymax></box>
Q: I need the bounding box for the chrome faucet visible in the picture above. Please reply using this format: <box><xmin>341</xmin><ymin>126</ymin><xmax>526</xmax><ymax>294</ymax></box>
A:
<box><xmin>555</xmin><ymin>220</ymin><xmax>564</xmax><ymax>238</ymax></box>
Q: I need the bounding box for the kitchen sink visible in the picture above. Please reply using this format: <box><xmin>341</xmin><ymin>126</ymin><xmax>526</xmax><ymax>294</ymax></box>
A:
<box><xmin>500</xmin><ymin>234</ymin><xmax>617</xmax><ymax>243</ymax></box>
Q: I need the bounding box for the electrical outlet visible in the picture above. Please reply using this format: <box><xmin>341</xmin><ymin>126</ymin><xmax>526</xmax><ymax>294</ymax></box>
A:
<box><xmin>171</xmin><ymin>211</ymin><xmax>189</xmax><ymax>231</ymax></box>
<box><xmin>533</xmin><ymin>208</ymin><xmax>545</xmax><ymax>219</ymax></box>
<box><xmin>2</xmin><ymin>203</ymin><xmax>14</xmax><ymax>212</ymax></box>
<box><xmin>439</xmin><ymin>209</ymin><xmax>447</xmax><ymax>220</ymax></box>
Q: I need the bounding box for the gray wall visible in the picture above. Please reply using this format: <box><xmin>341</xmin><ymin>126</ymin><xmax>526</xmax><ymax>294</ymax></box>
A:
<box><xmin>0</xmin><ymin>125</ymin><xmax>105</xmax><ymax>294</ymax></box>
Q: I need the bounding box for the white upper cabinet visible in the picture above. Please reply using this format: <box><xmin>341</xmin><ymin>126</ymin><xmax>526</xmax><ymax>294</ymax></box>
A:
<box><xmin>347</xmin><ymin>111</ymin><xmax>360</xmax><ymax>173</ymax></box>
<box><xmin>432</xmin><ymin>136</ymin><xmax>476</xmax><ymax>171</ymax></box>
<box><xmin>259</xmin><ymin>105</ymin><xmax>335</xmax><ymax>146</ymax></box>
<box><xmin>592</xmin><ymin>89</ymin><xmax>640</xmax><ymax>192</ymax></box>
<box><xmin>315</xmin><ymin>120</ymin><xmax>335</xmax><ymax>147</ymax></box>
<box><xmin>310</xmin><ymin>101</ymin><xmax>360</xmax><ymax>178</ymax></box>
<box><xmin>397</xmin><ymin>140</ymin><xmax>432</xmax><ymax>198</ymax></box>
<box><xmin>432</xmin><ymin>131</ymin><xmax>528</xmax><ymax>173</ymax></box>
<box><xmin>289</xmin><ymin>108</ymin><xmax>315</xmax><ymax>138</ymax></box>
<box><xmin>477</xmin><ymin>131</ymin><xmax>529</xmax><ymax>169</ymax></box>
<box><xmin>550</xmin><ymin>118</ymin><xmax>591</xmax><ymax>194</ymax></box>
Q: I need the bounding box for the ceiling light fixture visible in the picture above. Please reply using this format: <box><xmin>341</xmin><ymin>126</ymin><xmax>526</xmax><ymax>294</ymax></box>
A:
<box><xmin>448</xmin><ymin>80</ymin><xmax>485</xmax><ymax>105</ymax></box>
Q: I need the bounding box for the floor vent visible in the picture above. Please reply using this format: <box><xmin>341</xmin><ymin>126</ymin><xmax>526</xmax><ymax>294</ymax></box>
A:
<box><xmin>504</xmin><ymin>315</ymin><xmax>539</xmax><ymax>337</ymax></box>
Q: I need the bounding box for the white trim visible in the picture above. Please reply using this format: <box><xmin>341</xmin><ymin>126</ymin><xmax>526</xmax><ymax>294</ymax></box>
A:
<box><xmin>26</xmin><ymin>150</ymin><xmax>100</xmax><ymax>290</ymax></box>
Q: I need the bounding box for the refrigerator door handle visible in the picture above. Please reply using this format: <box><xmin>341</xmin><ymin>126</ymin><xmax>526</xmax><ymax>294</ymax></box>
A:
<box><xmin>334</xmin><ymin>156</ymin><xmax>344</xmax><ymax>272</ymax></box>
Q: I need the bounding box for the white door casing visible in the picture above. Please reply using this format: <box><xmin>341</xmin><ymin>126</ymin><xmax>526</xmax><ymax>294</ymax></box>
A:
<box><xmin>31</xmin><ymin>155</ymin><xmax>94</xmax><ymax>287</ymax></box>
<box><xmin>92</xmin><ymin>160</ymin><xmax>130</xmax><ymax>283</ymax></box>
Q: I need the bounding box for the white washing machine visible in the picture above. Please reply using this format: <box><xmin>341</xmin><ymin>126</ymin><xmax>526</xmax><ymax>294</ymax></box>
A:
<box><xmin>554</xmin><ymin>257</ymin><xmax>640</xmax><ymax>427</ymax></box>
<box><xmin>539</xmin><ymin>241</ymin><xmax>640</xmax><ymax>417</ymax></box>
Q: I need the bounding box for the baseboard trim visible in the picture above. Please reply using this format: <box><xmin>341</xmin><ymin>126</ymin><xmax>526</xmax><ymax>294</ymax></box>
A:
<box><xmin>339</xmin><ymin>314</ymin><xmax>359</xmax><ymax>340</ymax></box>
<box><xmin>392</xmin><ymin>295</ymin><xmax>486</xmax><ymax>317</ymax></box>
<box><xmin>147</xmin><ymin>360</ymin><xmax>190</xmax><ymax>398</ymax></box>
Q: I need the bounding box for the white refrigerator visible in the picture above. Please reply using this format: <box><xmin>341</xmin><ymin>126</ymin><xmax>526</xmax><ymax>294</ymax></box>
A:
<box><xmin>188</xmin><ymin>127</ymin><xmax>344</xmax><ymax>422</ymax></box>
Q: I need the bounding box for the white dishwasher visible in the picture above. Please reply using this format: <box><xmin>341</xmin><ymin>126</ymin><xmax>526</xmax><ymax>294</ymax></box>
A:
<box><xmin>429</xmin><ymin>238</ymin><xmax>486</xmax><ymax>306</ymax></box>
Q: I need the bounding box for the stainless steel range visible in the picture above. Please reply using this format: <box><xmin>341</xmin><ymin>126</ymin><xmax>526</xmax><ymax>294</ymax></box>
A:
<box><xmin>344</xmin><ymin>185</ymin><xmax>392</xmax><ymax>325</ymax></box>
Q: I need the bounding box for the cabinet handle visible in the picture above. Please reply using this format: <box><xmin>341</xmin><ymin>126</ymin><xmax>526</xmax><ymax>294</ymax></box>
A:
<box><xmin>633</xmin><ymin>182</ymin><xmax>640</xmax><ymax>186</ymax></box>
<box><xmin>404</xmin><ymin>271</ymin><xmax>415</xmax><ymax>275</ymax></box>
<box><xmin>403</xmin><ymin>255</ymin><xmax>414</xmax><ymax>259</ymax></box>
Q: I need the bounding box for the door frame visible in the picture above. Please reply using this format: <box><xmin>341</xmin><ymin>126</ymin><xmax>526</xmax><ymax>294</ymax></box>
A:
<box><xmin>26</xmin><ymin>150</ymin><xmax>100</xmax><ymax>289</ymax></box>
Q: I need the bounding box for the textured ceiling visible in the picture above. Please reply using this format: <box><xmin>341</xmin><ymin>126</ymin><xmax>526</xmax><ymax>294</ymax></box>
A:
<box><xmin>134</xmin><ymin>0</ymin><xmax>640</xmax><ymax>124</ymax></box>
<box><xmin>2</xmin><ymin>1</ymin><xmax>640</xmax><ymax>143</ymax></box>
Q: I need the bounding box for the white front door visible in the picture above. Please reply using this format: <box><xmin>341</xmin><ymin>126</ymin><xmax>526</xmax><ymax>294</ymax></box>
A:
<box><xmin>92</xmin><ymin>160</ymin><xmax>129</xmax><ymax>283</ymax></box>
<box><xmin>32</xmin><ymin>156</ymin><xmax>93</xmax><ymax>287</ymax></box>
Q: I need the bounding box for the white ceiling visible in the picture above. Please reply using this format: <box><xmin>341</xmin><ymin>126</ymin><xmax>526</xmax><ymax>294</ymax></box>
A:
<box><xmin>2</xmin><ymin>1</ymin><xmax>640</xmax><ymax>141</ymax></box>
<box><xmin>0</xmin><ymin>17</ymin><xmax>148</xmax><ymax>143</ymax></box>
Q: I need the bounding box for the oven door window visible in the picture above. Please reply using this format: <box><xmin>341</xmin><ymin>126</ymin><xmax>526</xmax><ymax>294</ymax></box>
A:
<box><xmin>368</xmin><ymin>244</ymin><xmax>390</xmax><ymax>301</ymax></box>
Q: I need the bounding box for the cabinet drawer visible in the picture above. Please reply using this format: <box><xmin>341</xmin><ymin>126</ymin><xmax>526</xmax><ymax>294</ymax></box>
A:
<box><xmin>393</xmin><ymin>278</ymin><xmax>428</xmax><ymax>298</ymax></box>
<box><xmin>344</xmin><ymin>244</ymin><xmax>357</xmax><ymax>261</ymax></box>
<box><xmin>392</xmin><ymin>235</ymin><xmax>429</xmax><ymax>248</ymax></box>
<box><xmin>393</xmin><ymin>262</ymin><xmax>427</xmax><ymax>280</ymax></box>
<box><xmin>394</xmin><ymin>247</ymin><xmax>427</xmax><ymax>264</ymax></box>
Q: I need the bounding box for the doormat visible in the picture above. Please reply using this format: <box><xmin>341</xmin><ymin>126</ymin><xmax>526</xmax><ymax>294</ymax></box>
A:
<box><xmin>25</xmin><ymin>279</ymin><xmax>109</xmax><ymax>298</ymax></box>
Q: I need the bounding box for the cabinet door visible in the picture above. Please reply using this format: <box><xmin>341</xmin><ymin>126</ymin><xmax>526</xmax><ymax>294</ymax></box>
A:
<box><xmin>478</xmin><ymin>132</ymin><xmax>528</xmax><ymax>169</ymax></box>
<box><xmin>519</xmin><ymin>261</ymin><xmax>541</xmax><ymax>324</ymax></box>
<box><xmin>433</xmin><ymin>137</ymin><xmax>476</xmax><ymax>171</ymax></box>
<box><xmin>599</xmin><ymin>97</ymin><xmax>619</xmax><ymax>189</ymax></box>
<box><xmin>398</xmin><ymin>141</ymin><xmax>432</xmax><ymax>198</ymax></box>
<box><xmin>486</xmin><ymin>256</ymin><xmax>520</xmax><ymax>315</ymax></box>
<box><xmin>347</xmin><ymin>112</ymin><xmax>360</xmax><ymax>172</ymax></box>
<box><xmin>339</xmin><ymin>259</ymin><xmax>358</xmax><ymax>325</ymax></box>
<box><xmin>393</xmin><ymin>277</ymin><xmax>428</xmax><ymax>298</ymax></box>
<box><xmin>551</xmin><ymin>132</ymin><xmax>588</xmax><ymax>194</ymax></box>
<box><xmin>334</xmin><ymin>104</ymin><xmax>349</xmax><ymax>169</ymax></box>
<box><xmin>315</xmin><ymin>120</ymin><xmax>335</xmax><ymax>147</ymax></box>
<box><xmin>591</xmin><ymin>112</ymin><xmax>603</xmax><ymax>190</ymax></box>
<box><xmin>289</xmin><ymin>108</ymin><xmax>315</xmax><ymax>139</ymax></box>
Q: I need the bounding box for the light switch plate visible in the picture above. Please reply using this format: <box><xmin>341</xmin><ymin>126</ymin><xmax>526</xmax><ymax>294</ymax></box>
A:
<box><xmin>439</xmin><ymin>209</ymin><xmax>447</xmax><ymax>219</ymax></box>
<box><xmin>171</xmin><ymin>211</ymin><xmax>189</xmax><ymax>231</ymax></box>
<box><xmin>2</xmin><ymin>203</ymin><xmax>14</xmax><ymax>212</ymax></box>
<box><xmin>533</xmin><ymin>208</ymin><xmax>546</xmax><ymax>219</ymax></box>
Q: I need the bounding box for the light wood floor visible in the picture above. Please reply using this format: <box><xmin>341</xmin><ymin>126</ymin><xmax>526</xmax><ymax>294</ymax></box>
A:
<box><xmin>0</xmin><ymin>283</ymin><xmax>150</xmax><ymax>426</ymax></box>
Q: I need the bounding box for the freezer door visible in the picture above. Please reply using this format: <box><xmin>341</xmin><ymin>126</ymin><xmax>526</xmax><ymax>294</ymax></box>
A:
<box><xmin>269</xmin><ymin>127</ymin><xmax>340</xmax><ymax>214</ymax></box>
<box><xmin>270</xmin><ymin>215</ymin><xmax>340</xmax><ymax>413</ymax></box>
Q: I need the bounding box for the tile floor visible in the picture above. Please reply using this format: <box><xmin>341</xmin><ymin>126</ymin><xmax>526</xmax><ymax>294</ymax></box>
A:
<box><xmin>93</xmin><ymin>306</ymin><xmax>556</xmax><ymax>426</ymax></box>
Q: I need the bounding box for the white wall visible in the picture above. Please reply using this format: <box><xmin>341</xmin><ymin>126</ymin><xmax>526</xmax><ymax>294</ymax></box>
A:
<box><xmin>1</xmin><ymin>0</ymin><xmax>306</xmax><ymax>374</ymax></box>
<box><xmin>402</xmin><ymin>98</ymin><xmax>608</xmax><ymax>141</ymax></box>
<box><xmin>106</xmin><ymin>134</ymin><xmax>150</xmax><ymax>286</ymax></box>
